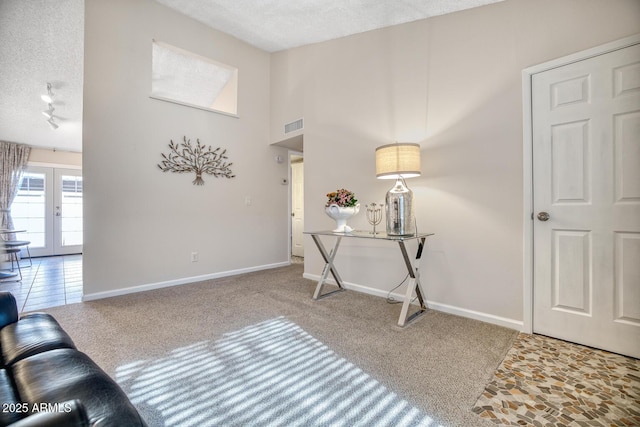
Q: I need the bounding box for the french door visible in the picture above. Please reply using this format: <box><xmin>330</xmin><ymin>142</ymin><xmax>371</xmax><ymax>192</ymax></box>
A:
<box><xmin>11</xmin><ymin>167</ymin><xmax>83</xmax><ymax>256</ymax></box>
<box><xmin>531</xmin><ymin>42</ymin><xmax>640</xmax><ymax>358</ymax></box>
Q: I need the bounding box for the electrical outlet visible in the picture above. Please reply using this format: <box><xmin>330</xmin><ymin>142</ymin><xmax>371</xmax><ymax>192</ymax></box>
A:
<box><xmin>190</xmin><ymin>252</ymin><xmax>199</xmax><ymax>262</ymax></box>
<box><xmin>245</xmin><ymin>196</ymin><xmax>252</xmax><ymax>206</ymax></box>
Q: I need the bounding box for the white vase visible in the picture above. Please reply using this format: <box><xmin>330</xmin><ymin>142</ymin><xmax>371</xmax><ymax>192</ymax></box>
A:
<box><xmin>325</xmin><ymin>203</ymin><xmax>360</xmax><ymax>232</ymax></box>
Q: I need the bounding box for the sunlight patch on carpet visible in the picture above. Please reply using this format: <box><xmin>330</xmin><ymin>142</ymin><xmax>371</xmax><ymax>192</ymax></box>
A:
<box><xmin>116</xmin><ymin>317</ymin><xmax>438</xmax><ymax>427</ymax></box>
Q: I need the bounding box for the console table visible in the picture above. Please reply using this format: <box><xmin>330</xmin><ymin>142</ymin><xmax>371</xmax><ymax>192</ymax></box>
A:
<box><xmin>305</xmin><ymin>230</ymin><xmax>434</xmax><ymax>327</ymax></box>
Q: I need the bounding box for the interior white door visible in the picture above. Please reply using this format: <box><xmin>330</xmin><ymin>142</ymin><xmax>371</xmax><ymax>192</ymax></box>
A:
<box><xmin>291</xmin><ymin>160</ymin><xmax>304</xmax><ymax>257</ymax></box>
<box><xmin>532</xmin><ymin>43</ymin><xmax>640</xmax><ymax>358</ymax></box>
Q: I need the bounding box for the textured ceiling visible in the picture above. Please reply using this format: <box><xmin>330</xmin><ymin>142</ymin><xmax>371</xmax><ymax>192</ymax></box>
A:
<box><xmin>0</xmin><ymin>0</ymin><xmax>84</xmax><ymax>153</ymax></box>
<box><xmin>0</xmin><ymin>0</ymin><xmax>505</xmax><ymax>153</ymax></box>
<box><xmin>156</xmin><ymin>0</ymin><xmax>506</xmax><ymax>52</ymax></box>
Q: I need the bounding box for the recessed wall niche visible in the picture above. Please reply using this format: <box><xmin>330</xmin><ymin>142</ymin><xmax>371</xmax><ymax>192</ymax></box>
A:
<box><xmin>151</xmin><ymin>40</ymin><xmax>238</xmax><ymax>117</ymax></box>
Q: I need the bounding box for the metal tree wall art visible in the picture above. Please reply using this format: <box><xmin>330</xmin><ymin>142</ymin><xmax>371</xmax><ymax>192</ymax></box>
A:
<box><xmin>157</xmin><ymin>136</ymin><xmax>235</xmax><ymax>185</ymax></box>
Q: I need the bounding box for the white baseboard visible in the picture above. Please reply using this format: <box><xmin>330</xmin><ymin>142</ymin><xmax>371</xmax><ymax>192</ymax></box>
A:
<box><xmin>303</xmin><ymin>273</ymin><xmax>524</xmax><ymax>331</ymax></box>
<box><xmin>83</xmin><ymin>261</ymin><xmax>290</xmax><ymax>302</ymax></box>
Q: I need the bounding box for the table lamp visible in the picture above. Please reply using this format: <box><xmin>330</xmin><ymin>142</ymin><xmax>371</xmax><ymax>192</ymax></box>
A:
<box><xmin>375</xmin><ymin>142</ymin><xmax>421</xmax><ymax>236</ymax></box>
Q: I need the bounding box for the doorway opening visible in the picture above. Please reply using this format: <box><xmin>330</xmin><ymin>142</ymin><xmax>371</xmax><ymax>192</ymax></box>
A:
<box><xmin>290</xmin><ymin>152</ymin><xmax>304</xmax><ymax>263</ymax></box>
<box><xmin>271</xmin><ymin>132</ymin><xmax>304</xmax><ymax>265</ymax></box>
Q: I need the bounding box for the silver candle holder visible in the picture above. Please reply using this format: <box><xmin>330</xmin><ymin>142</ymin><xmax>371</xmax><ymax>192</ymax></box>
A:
<box><xmin>365</xmin><ymin>202</ymin><xmax>383</xmax><ymax>235</ymax></box>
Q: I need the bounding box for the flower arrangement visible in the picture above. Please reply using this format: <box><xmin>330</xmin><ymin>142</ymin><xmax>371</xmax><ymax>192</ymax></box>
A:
<box><xmin>326</xmin><ymin>188</ymin><xmax>358</xmax><ymax>208</ymax></box>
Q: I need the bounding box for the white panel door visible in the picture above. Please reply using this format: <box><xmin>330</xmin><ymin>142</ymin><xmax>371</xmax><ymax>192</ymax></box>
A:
<box><xmin>291</xmin><ymin>161</ymin><xmax>304</xmax><ymax>257</ymax></box>
<box><xmin>532</xmin><ymin>43</ymin><xmax>640</xmax><ymax>358</ymax></box>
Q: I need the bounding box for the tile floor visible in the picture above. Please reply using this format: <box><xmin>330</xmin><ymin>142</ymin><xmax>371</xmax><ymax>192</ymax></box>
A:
<box><xmin>0</xmin><ymin>254</ymin><xmax>82</xmax><ymax>313</ymax></box>
<box><xmin>473</xmin><ymin>333</ymin><xmax>640</xmax><ymax>426</ymax></box>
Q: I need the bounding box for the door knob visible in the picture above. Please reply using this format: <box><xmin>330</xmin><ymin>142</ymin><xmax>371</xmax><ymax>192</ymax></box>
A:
<box><xmin>537</xmin><ymin>212</ymin><xmax>550</xmax><ymax>221</ymax></box>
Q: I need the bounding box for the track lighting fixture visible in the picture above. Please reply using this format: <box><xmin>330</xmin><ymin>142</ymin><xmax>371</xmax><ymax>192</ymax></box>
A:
<box><xmin>41</xmin><ymin>83</ymin><xmax>59</xmax><ymax>130</ymax></box>
<box><xmin>42</xmin><ymin>104</ymin><xmax>55</xmax><ymax>119</ymax></box>
<box><xmin>41</xmin><ymin>83</ymin><xmax>54</xmax><ymax>104</ymax></box>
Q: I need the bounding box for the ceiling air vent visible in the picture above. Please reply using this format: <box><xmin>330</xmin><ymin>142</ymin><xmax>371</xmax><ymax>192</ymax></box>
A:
<box><xmin>284</xmin><ymin>118</ymin><xmax>303</xmax><ymax>134</ymax></box>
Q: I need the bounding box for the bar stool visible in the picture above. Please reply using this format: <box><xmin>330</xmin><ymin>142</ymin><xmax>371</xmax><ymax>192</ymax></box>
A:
<box><xmin>2</xmin><ymin>240</ymin><xmax>31</xmax><ymax>267</ymax></box>
<box><xmin>0</xmin><ymin>247</ymin><xmax>22</xmax><ymax>281</ymax></box>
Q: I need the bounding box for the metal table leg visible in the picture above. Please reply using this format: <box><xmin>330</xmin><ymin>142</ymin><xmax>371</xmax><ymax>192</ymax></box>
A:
<box><xmin>397</xmin><ymin>237</ymin><xmax>427</xmax><ymax>327</ymax></box>
<box><xmin>311</xmin><ymin>234</ymin><xmax>346</xmax><ymax>299</ymax></box>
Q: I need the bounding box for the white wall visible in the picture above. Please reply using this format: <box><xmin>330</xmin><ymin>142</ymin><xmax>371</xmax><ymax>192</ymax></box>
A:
<box><xmin>83</xmin><ymin>0</ymin><xmax>289</xmax><ymax>298</ymax></box>
<box><xmin>28</xmin><ymin>148</ymin><xmax>82</xmax><ymax>169</ymax></box>
<box><xmin>270</xmin><ymin>0</ymin><xmax>640</xmax><ymax>328</ymax></box>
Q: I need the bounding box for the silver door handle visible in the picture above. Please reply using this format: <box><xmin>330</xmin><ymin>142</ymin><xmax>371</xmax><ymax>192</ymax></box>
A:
<box><xmin>537</xmin><ymin>212</ymin><xmax>550</xmax><ymax>221</ymax></box>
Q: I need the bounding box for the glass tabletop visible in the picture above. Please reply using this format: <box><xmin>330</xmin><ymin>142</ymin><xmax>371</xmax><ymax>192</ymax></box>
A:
<box><xmin>304</xmin><ymin>230</ymin><xmax>434</xmax><ymax>241</ymax></box>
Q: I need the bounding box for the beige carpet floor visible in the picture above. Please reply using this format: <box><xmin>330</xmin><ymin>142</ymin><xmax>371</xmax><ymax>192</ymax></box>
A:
<box><xmin>38</xmin><ymin>263</ymin><xmax>518</xmax><ymax>426</ymax></box>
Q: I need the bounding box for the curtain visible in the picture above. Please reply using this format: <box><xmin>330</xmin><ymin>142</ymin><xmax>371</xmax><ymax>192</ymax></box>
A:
<box><xmin>0</xmin><ymin>142</ymin><xmax>31</xmax><ymax>240</ymax></box>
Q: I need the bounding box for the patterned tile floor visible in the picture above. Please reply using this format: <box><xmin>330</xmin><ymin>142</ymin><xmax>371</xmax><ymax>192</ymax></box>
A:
<box><xmin>473</xmin><ymin>333</ymin><xmax>640</xmax><ymax>426</ymax></box>
<box><xmin>0</xmin><ymin>254</ymin><xmax>82</xmax><ymax>312</ymax></box>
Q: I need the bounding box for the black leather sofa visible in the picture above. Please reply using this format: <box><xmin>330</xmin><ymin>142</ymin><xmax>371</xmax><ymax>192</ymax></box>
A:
<box><xmin>0</xmin><ymin>292</ymin><xmax>147</xmax><ymax>427</ymax></box>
